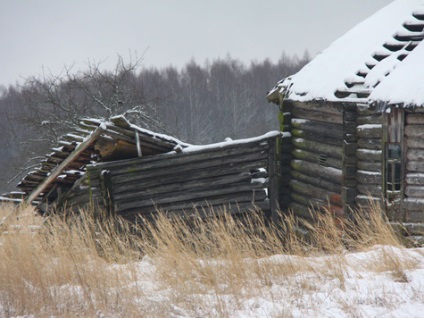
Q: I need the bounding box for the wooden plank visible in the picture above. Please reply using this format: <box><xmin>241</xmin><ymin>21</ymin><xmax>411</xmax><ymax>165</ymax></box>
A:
<box><xmin>407</xmin><ymin>149</ymin><xmax>424</xmax><ymax>161</ymax></box>
<box><xmin>115</xmin><ymin>185</ymin><xmax>268</xmax><ymax>212</ymax></box>
<box><xmin>112</xmin><ymin>159</ymin><xmax>268</xmax><ymax>194</ymax></box>
<box><xmin>406</xmin><ymin>113</ymin><xmax>424</xmax><ymax>124</ymax></box>
<box><xmin>25</xmin><ymin>127</ymin><xmax>103</xmax><ymax>204</ymax></box>
<box><xmin>290</xmin><ymin>170</ymin><xmax>341</xmax><ymax>194</ymax></box>
<box><xmin>356</xmin><ymin>170</ymin><xmax>382</xmax><ymax>185</ymax></box>
<box><xmin>406</xmin><ymin>173</ymin><xmax>424</xmax><ymax>185</ymax></box>
<box><xmin>268</xmin><ymin>138</ymin><xmax>280</xmax><ymax>220</ymax></box>
<box><xmin>289</xmin><ymin>179</ymin><xmax>342</xmax><ymax>207</ymax></box>
<box><xmin>407</xmin><ymin>161</ymin><xmax>424</xmax><ymax>172</ymax></box>
<box><xmin>291</xmin><ymin>129</ymin><xmax>342</xmax><ymax>146</ymax></box>
<box><xmin>292</xmin><ymin>138</ymin><xmax>343</xmax><ymax>159</ymax></box>
<box><xmin>356</xmin><ymin>149</ymin><xmax>382</xmax><ymax>162</ymax></box>
<box><xmin>357</xmin><ymin>161</ymin><xmax>382</xmax><ymax>171</ymax></box>
<box><xmin>406</xmin><ymin>136</ymin><xmax>424</xmax><ymax>149</ymax></box>
<box><xmin>291</xmin><ymin>119</ymin><xmax>343</xmax><ymax>136</ymax></box>
<box><xmin>292</xmin><ymin>148</ymin><xmax>342</xmax><ymax>169</ymax></box>
<box><xmin>290</xmin><ymin>159</ymin><xmax>342</xmax><ymax>185</ymax></box>
<box><xmin>90</xmin><ymin>142</ymin><xmax>269</xmax><ymax>177</ymax></box>
<box><xmin>111</xmin><ymin>152</ymin><xmax>268</xmax><ymax>185</ymax></box>
<box><xmin>357</xmin><ymin>184</ymin><xmax>382</xmax><ymax>196</ymax></box>
<box><xmin>357</xmin><ymin>124</ymin><xmax>382</xmax><ymax>139</ymax></box>
<box><xmin>291</xmin><ymin>107</ymin><xmax>342</xmax><ymax>125</ymax></box>
<box><xmin>405</xmin><ymin>185</ymin><xmax>424</xmax><ymax>197</ymax></box>
<box><xmin>357</xmin><ymin>138</ymin><xmax>382</xmax><ymax>150</ymax></box>
<box><xmin>403</xmin><ymin>198</ymin><xmax>424</xmax><ymax>212</ymax></box>
<box><xmin>289</xmin><ymin>100</ymin><xmax>343</xmax><ymax>115</ymax></box>
<box><xmin>357</xmin><ymin>114</ymin><xmax>382</xmax><ymax>125</ymax></box>
<box><xmin>405</xmin><ymin>125</ymin><xmax>424</xmax><ymax>137</ymax></box>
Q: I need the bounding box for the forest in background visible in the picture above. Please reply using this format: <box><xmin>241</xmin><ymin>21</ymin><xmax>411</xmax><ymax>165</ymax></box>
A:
<box><xmin>0</xmin><ymin>52</ymin><xmax>309</xmax><ymax>193</ymax></box>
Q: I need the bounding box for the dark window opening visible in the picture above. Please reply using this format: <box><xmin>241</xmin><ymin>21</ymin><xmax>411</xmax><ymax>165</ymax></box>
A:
<box><xmin>386</xmin><ymin>143</ymin><xmax>401</xmax><ymax>193</ymax></box>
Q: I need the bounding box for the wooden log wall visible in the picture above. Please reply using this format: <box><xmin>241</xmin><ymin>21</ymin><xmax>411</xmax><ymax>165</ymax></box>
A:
<box><xmin>404</xmin><ymin>112</ymin><xmax>424</xmax><ymax>223</ymax></box>
<box><xmin>284</xmin><ymin>101</ymin><xmax>344</xmax><ymax>219</ymax></box>
<box><xmin>354</xmin><ymin>105</ymin><xmax>383</xmax><ymax>208</ymax></box>
<box><xmin>82</xmin><ymin>134</ymin><xmax>281</xmax><ymax>222</ymax></box>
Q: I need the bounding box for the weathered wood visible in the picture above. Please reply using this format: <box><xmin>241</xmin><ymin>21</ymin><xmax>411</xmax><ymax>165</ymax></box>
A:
<box><xmin>357</xmin><ymin>161</ymin><xmax>382</xmax><ymax>171</ymax></box>
<box><xmin>406</xmin><ymin>136</ymin><xmax>424</xmax><ymax>149</ymax></box>
<box><xmin>405</xmin><ymin>211</ymin><xmax>424</xmax><ymax>223</ymax></box>
<box><xmin>357</xmin><ymin>124</ymin><xmax>382</xmax><ymax>139</ymax></box>
<box><xmin>357</xmin><ymin>138</ymin><xmax>382</xmax><ymax>150</ymax></box>
<box><xmin>357</xmin><ymin>184</ymin><xmax>382</xmax><ymax>196</ymax></box>
<box><xmin>291</xmin><ymin>159</ymin><xmax>342</xmax><ymax>184</ymax></box>
<box><xmin>116</xmin><ymin>185</ymin><xmax>267</xmax><ymax>212</ymax></box>
<box><xmin>113</xmin><ymin>172</ymin><xmax>266</xmax><ymax>201</ymax></box>
<box><xmin>112</xmin><ymin>159</ymin><xmax>268</xmax><ymax>195</ymax></box>
<box><xmin>291</xmin><ymin>118</ymin><xmax>343</xmax><ymax>136</ymax></box>
<box><xmin>355</xmin><ymin>194</ymin><xmax>382</xmax><ymax>207</ymax></box>
<box><xmin>291</xmin><ymin>149</ymin><xmax>342</xmax><ymax>169</ymax></box>
<box><xmin>405</xmin><ymin>125</ymin><xmax>424</xmax><ymax>137</ymax></box>
<box><xmin>407</xmin><ymin>161</ymin><xmax>424</xmax><ymax>172</ymax></box>
<box><xmin>290</xmin><ymin>179</ymin><xmax>342</xmax><ymax>206</ymax></box>
<box><xmin>292</xmin><ymin>138</ymin><xmax>343</xmax><ymax>159</ymax></box>
<box><xmin>290</xmin><ymin>192</ymin><xmax>327</xmax><ymax>210</ymax></box>
<box><xmin>403</xmin><ymin>198</ymin><xmax>424</xmax><ymax>212</ymax></box>
<box><xmin>406</xmin><ymin>185</ymin><xmax>424</xmax><ymax>197</ymax></box>
<box><xmin>25</xmin><ymin>128</ymin><xmax>103</xmax><ymax>204</ymax></box>
<box><xmin>356</xmin><ymin>170</ymin><xmax>382</xmax><ymax>185</ymax></box>
<box><xmin>406</xmin><ymin>173</ymin><xmax>424</xmax><ymax>185</ymax></box>
<box><xmin>356</xmin><ymin>149</ymin><xmax>382</xmax><ymax>162</ymax></box>
<box><xmin>268</xmin><ymin>138</ymin><xmax>280</xmax><ymax>219</ymax></box>
<box><xmin>288</xmin><ymin>202</ymin><xmax>315</xmax><ymax>220</ymax></box>
<box><xmin>92</xmin><ymin>143</ymin><xmax>269</xmax><ymax>177</ymax></box>
<box><xmin>288</xmin><ymin>100</ymin><xmax>343</xmax><ymax>115</ymax></box>
<box><xmin>291</xmin><ymin>170</ymin><xmax>341</xmax><ymax>194</ymax></box>
<box><xmin>291</xmin><ymin>129</ymin><xmax>342</xmax><ymax>146</ymax></box>
<box><xmin>407</xmin><ymin>149</ymin><xmax>424</xmax><ymax>161</ymax></box>
<box><xmin>357</xmin><ymin>114</ymin><xmax>383</xmax><ymax>125</ymax></box>
<box><xmin>291</xmin><ymin>108</ymin><xmax>342</xmax><ymax>125</ymax></box>
<box><xmin>406</xmin><ymin>113</ymin><xmax>424</xmax><ymax>125</ymax></box>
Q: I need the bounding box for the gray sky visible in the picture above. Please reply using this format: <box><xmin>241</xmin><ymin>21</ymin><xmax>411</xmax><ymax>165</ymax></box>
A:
<box><xmin>0</xmin><ymin>0</ymin><xmax>392</xmax><ymax>87</ymax></box>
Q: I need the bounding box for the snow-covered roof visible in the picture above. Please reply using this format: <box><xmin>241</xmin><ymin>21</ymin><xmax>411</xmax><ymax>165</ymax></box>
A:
<box><xmin>370</xmin><ymin>39</ymin><xmax>424</xmax><ymax>107</ymax></box>
<box><xmin>268</xmin><ymin>0</ymin><xmax>424</xmax><ymax>104</ymax></box>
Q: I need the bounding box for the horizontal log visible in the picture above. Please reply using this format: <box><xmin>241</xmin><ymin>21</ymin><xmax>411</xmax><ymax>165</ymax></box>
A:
<box><xmin>357</xmin><ymin>124</ymin><xmax>382</xmax><ymax>139</ymax></box>
<box><xmin>357</xmin><ymin>138</ymin><xmax>382</xmax><ymax>150</ymax></box>
<box><xmin>357</xmin><ymin>184</ymin><xmax>382</xmax><ymax>196</ymax></box>
<box><xmin>113</xmin><ymin>171</ymin><xmax>266</xmax><ymax>201</ymax></box>
<box><xmin>88</xmin><ymin>140</ymin><xmax>270</xmax><ymax>174</ymax></box>
<box><xmin>290</xmin><ymin>192</ymin><xmax>328</xmax><ymax>210</ymax></box>
<box><xmin>290</xmin><ymin>179</ymin><xmax>342</xmax><ymax>207</ymax></box>
<box><xmin>403</xmin><ymin>198</ymin><xmax>424</xmax><ymax>212</ymax></box>
<box><xmin>407</xmin><ymin>161</ymin><xmax>424</xmax><ymax>172</ymax></box>
<box><xmin>288</xmin><ymin>100</ymin><xmax>343</xmax><ymax>115</ymax></box>
<box><xmin>406</xmin><ymin>113</ymin><xmax>424</xmax><ymax>125</ymax></box>
<box><xmin>288</xmin><ymin>202</ymin><xmax>315</xmax><ymax>220</ymax></box>
<box><xmin>405</xmin><ymin>211</ymin><xmax>424</xmax><ymax>223</ymax></box>
<box><xmin>406</xmin><ymin>185</ymin><xmax>424</xmax><ymax>197</ymax></box>
<box><xmin>291</xmin><ymin>108</ymin><xmax>342</xmax><ymax>125</ymax></box>
<box><xmin>291</xmin><ymin>159</ymin><xmax>342</xmax><ymax>184</ymax></box>
<box><xmin>292</xmin><ymin>138</ymin><xmax>342</xmax><ymax>159</ymax></box>
<box><xmin>357</xmin><ymin>114</ymin><xmax>383</xmax><ymax>125</ymax></box>
<box><xmin>111</xmin><ymin>152</ymin><xmax>268</xmax><ymax>185</ymax></box>
<box><xmin>357</xmin><ymin>161</ymin><xmax>382</xmax><ymax>171</ymax></box>
<box><xmin>116</xmin><ymin>186</ymin><xmax>268</xmax><ymax>212</ymax></box>
<box><xmin>406</xmin><ymin>173</ymin><xmax>424</xmax><ymax>185</ymax></box>
<box><xmin>356</xmin><ymin>149</ymin><xmax>382</xmax><ymax>162</ymax></box>
<box><xmin>291</xmin><ymin>149</ymin><xmax>341</xmax><ymax>169</ymax></box>
<box><xmin>291</xmin><ymin>129</ymin><xmax>342</xmax><ymax>146</ymax></box>
<box><xmin>407</xmin><ymin>149</ymin><xmax>424</xmax><ymax>161</ymax></box>
<box><xmin>355</xmin><ymin>194</ymin><xmax>382</xmax><ymax>207</ymax></box>
<box><xmin>356</xmin><ymin>170</ymin><xmax>382</xmax><ymax>185</ymax></box>
<box><xmin>406</xmin><ymin>136</ymin><xmax>424</xmax><ymax>149</ymax></box>
<box><xmin>405</xmin><ymin>125</ymin><xmax>424</xmax><ymax>138</ymax></box>
<box><xmin>291</xmin><ymin>118</ymin><xmax>343</xmax><ymax>136</ymax></box>
<box><xmin>290</xmin><ymin>170</ymin><xmax>341</xmax><ymax>194</ymax></box>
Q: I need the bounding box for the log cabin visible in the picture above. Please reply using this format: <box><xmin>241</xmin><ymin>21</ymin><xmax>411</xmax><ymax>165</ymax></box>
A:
<box><xmin>267</xmin><ymin>0</ymin><xmax>424</xmax><ymax>229</ymax></box>
<box><xmin>1</xmin><ymin>115</ymin><xmax>283</xmax><ymax>223</ymax></box>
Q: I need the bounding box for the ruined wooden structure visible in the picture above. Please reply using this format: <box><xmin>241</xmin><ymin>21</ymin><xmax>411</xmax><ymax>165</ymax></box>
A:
<box><xmin>267</xmin><ymin>0</ymin><xmax>424</xmax><ymax>233</ymax></box>
<box><xmin>1</xmin><ymin>115</ymin><xmax>282</xmax><ymax>222</ymax></box>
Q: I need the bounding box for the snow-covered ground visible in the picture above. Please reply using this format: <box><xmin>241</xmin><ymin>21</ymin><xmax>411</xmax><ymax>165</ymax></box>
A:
<box><xmin>110</xmin><ymin>245</ymin><xmax>424</xmax><ymax>317</ymax></box>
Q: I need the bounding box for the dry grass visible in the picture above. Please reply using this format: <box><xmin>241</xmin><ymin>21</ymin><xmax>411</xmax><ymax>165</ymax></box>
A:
<box><xmin>0</xmin><ymin>202</ymin><xmax>417</xmax><ymax>317</ymax></box>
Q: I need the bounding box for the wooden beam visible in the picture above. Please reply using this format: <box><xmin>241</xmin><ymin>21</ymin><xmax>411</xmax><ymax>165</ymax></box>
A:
<box><xmin>25</xmin><ymin>127</ymin><xmax>104</xmax><ymax>204</ymax></box>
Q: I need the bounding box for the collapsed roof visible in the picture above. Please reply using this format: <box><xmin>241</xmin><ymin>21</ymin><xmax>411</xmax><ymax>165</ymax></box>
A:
<box><xmin>267</xmin><ymin>0</ymin><xmax>424</xmax><ymax>105</ymax></box>
<box><xmin>14</xmin><ymin>116</ymin><xmax>189</xmax><ymax>205</ymax></box>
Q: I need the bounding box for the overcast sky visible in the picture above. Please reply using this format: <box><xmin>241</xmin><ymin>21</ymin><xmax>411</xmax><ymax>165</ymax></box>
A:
<box><xmin>0</xmin><ymin>0</ymin><xmax>392</xmax><ymax>87</ymax></box>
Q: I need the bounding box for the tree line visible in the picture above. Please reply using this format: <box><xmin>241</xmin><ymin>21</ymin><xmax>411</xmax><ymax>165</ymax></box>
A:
<box><xmin>0</xmin><ymin>52</ymin><xmax>309</xmax><ymax>192</ymax></box>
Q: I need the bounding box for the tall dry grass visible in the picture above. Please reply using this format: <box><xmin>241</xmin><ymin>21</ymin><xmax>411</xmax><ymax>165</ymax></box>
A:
<box><xmin>0</xmin><ymin>201</ymin><xmax>411</xmax><ymax>317</ymax></box>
